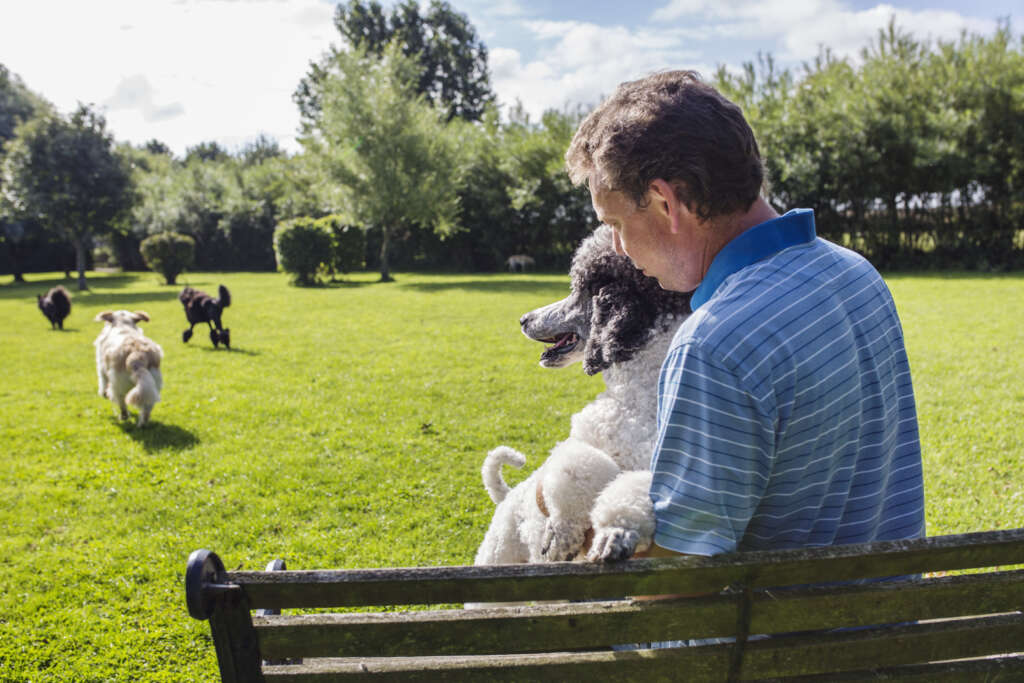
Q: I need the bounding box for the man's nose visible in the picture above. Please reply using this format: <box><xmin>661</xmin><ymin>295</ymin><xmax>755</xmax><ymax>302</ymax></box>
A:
<box><xmin>611</xmin><ymin>230</ymin><xmax>625</xmax><ymax>256</ymax></box>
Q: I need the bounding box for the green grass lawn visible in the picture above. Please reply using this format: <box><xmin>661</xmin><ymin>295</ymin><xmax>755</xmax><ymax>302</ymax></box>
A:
<box><xmin>1</xmin><ymin>269</ymin><xmax>1022</xmax><ymax>681</ymax></box>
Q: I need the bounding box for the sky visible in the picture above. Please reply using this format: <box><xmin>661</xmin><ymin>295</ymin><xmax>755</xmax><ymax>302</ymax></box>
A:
<box><xmin>1</xmin><ymin>0</ymin><xmax>1018</xmax><ymax>157</ymax></box>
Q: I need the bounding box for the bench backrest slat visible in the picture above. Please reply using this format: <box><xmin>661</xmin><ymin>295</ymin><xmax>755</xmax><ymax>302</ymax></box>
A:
<box><xmin>251</xmin><ymin>569</ymin><xmax>1024</xmax><ymax>659</ymax></box>
<box><xmin>231</xmin><ymin>529</ymin><xmax>1024</xmax><ymax>608</ymax></box>
<box><xmin>258</xmin><ymin>615</ymin><xmax>1024</xmax><ymax>681</ymax></box>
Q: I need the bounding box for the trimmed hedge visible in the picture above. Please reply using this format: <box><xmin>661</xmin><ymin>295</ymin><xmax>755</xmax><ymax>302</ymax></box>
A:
<box><xmin>273</xmin><ymin>218</ymin><xmax>333</xmax><ymax>285</ymax></box>
<box><xmin>317</xmin><ymin>214</ymin><xmax>365</xmax><ymax>277</ymax></box>
<box><xmin>139</xmin><ymin>231</ymin><xmax>195</xmax><ymax>285</ymax></box>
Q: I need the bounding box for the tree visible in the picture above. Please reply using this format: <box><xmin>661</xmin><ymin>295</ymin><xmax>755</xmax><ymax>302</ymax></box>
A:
<box><xmin>303</xmin><ymin>41</ymin><xmax>464</xmax><ymax>281</ymax></box>
<box><xmin>1</xmin><ymin>104</ymin><xmax>135</xmax><ymax>289</ymax></box>
<box><xmin>140</xmin><ymin>231</ymin><xmax>195</xmax><ymax>285</ymax></box>
<box><xmin>239</xmin><ymin>133</ymin><xmax>284</xmax><ymax>166</ymax></box>
<box><xmin>273</xmin><ymin>217</ymin><xmax>333</xmax><ymax>285</ymax></box>
<box><xmin>184</xmin><ymin>141</ymin><xmax>229</xmax><ymax>164</ymax></box>
<box><xmin>0</xmin><ymin>63</ymin><xmax>50</xmax><ymax>282</ymax></box>
<box><xmin>294</xmin><ymin>0</ymin><xmax>494</xmax><ymax>126</ymax></box>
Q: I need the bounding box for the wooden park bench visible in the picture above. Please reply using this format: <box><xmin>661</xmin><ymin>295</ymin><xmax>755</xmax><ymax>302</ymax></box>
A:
<box><xmin>186</xmin><ymin>528</ymin><xmax>1024</xmax><ymax>681</ymax></box>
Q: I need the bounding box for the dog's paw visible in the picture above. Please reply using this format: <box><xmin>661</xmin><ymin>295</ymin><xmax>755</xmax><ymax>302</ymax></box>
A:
<box><xmin>182</xmin><ymin>329</ymin><xmax>193</xmax><ymax>343</ymax></box>
<box><xmin>541</xmin><ymin>519</ymin><xmax>585</xmax><ymax>561</ymax></box>
<box><xmin>586</xmin><ymin>527</ymin><xmax>642</xmax><ymax>562</ymax></box>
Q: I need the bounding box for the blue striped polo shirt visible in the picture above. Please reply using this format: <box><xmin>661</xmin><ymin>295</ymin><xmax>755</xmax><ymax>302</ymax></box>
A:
<box><xmin>651</xmin><ymin>209</ymin><xmax>925</xmax><ymax>556</ymax></box>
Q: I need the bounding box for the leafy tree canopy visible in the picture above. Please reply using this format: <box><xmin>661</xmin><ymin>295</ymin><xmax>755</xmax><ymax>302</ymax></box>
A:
<box><xmin>303</xmin><ymin>40</ymin><xmax>466</xmax><ymax>281</ymax></box>
<box><xmin>295</xmin><ymin>0</ymin><xmax>494</xmax><ymax>125</ymax></box>
<box><xmin>0</xmin><ymin>64</ymin><xmax>50</xmax><ymax>147</ymax></box>
<box><xmin>1</xmin><ymin>104</ymin><xmax>136</xmax><ymax>289</ymax></box>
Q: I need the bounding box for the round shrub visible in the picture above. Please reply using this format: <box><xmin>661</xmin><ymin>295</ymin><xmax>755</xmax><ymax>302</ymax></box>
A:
<box><xmin>273</xmin><ymin>217</ymin><xmax>333</xmax><ymax>285</ymax></box>
<box><xmin>316</xmin><ymin>214</ymin><xmax>365</xmax><ymax>276</ymax></box>
<box><xmin>140</xmin><ymin>231</ymin><xmax>195</xmax><ymax>285</ymax></box>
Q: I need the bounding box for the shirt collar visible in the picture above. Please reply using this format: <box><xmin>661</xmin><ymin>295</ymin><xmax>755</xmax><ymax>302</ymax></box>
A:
<box><xmin>690</xmin><ymin>208</ymin><xmax>817</xmax><ymax>310</ymax></box>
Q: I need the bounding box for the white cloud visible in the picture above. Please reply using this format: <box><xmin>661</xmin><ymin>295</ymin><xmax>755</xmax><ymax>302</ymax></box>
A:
<box><xmin>490</xmin><ymin>20</ymin><xmax>707</xmax><ymax>120</ymax></box>
<box><xmin>777</xmin><ymin>5</ymin><xmax>996</xmax><ymax>63</ymax></box>
<box><xmin>104</xmin><ymin>75</ymin><xmax>186</xmax><ymax>123</ymax></box>
<box><xmin>0</xmin><ymin>0</ymin><xmax>336</xmax><ymax>155</ymax></box>
<box><xmin>649</xmin><ymin>0</ymin><xmax>996</xmax><ymax>62</ymax></box>
<box><xmin>489</xmin><ymin>2</ymin><xmax>1004</xmax><ymax>122</ymax></box>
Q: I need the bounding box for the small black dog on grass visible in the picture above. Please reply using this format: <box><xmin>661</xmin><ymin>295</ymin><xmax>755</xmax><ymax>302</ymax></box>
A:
<box><xmin>38</xmin><ymin>285</ymin><xmax>71</xmax><ymax>330</ymax></box>
<box><xmin>179</xmin><ymin>285</ymin><xmax>231</xmax><ymax>349</ymax></box>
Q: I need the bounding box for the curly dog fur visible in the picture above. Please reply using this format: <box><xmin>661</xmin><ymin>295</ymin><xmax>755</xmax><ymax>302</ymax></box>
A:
<box><xmin>38</xmin><ymin>285</ymin><xmax>71</xmax><ymax>330</ymax></box>
<box><xmin>180</xmin><ymin>285</ymin><xmax>231</xmax><ymax>349</ymax></box>
<box><xmin>474</xmin><ymin>226</ymin><xmax>691</xmax><ymax>566</ymax></box>
<box><xmin>94</xmin><ymin>310</ymin><xmax>163</xmax><ymax>427</ymax></box>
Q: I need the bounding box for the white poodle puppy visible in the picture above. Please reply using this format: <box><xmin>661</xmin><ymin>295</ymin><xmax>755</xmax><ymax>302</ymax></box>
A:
<box><xmin>94</xmin><ymin>310</ymin><xmax>163</xmax><ymax>427</ymax></box>
<box><xmin>474</xmin><ymin>227</ymin><xmax>690</xmax><ymax>566</ymax></box>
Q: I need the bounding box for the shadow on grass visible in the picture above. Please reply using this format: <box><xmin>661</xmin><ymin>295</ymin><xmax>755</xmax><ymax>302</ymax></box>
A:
<box><xmin>118</xmin><ymin>420</ymin><xmax>200</xmax><ymax>452</ymax></box>
<box><xmin>398</xmin><ymin>277</ymin><xmax>566</xmax><ymax>295</ymax></box>
<box><xmin>199</xmin><ymin>345</ymin><xmax>261</xmax><ymax>356</ymax></box>
<box><xmin>78</xmin><ymin>291</ymin><xmax>181</xmax><ymax>309</ymax></box>
<box><xmin>297</xmin><ymin>279</ymin><xmax>375</xmax><ymax>289</ymax></box>
<box><xmin>0</xmin><ymin>274</ymin><xmax>141</xmax><ymax>298</ymax></box>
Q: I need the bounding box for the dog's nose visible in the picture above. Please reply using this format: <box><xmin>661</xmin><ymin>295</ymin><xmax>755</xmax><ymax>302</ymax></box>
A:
<box><xmin>519</xmin><ymin>313</ymin><xmax>530</xmax><ymax>328</ymax></box>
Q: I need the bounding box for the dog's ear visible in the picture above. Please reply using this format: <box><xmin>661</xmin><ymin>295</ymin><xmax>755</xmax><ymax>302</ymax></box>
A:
<box><xmin>95</xmin><ymin>311</ymin><xmax>115</xmax><ymax>323</ymax></box>
<box><xmin>131</xmin><ymin>311</ymin><xmax>151</xmax><ymax>323</ymax></box>
<box><xmin>583</xmin><ymin>281</ymin><xmax>655</xmax><ymax>375</ymax></box>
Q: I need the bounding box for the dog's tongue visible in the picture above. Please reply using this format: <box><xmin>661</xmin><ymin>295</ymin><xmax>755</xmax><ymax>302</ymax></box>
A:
<box><xmin>547</xmin><ymin>332</ymin><xmax>576</xmax><ymax>351</ymax></box>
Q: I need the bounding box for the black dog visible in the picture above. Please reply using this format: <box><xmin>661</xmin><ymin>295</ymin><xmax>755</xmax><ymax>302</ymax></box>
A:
<box><xmin>38</xmin><ymin>285</ymin><xmax>71</xmax><ymax>330</ymax></box>
<box><xmin>179</xmin><ymin>285</ymin><xmax>231</xmax><ymax>349</ymax></box>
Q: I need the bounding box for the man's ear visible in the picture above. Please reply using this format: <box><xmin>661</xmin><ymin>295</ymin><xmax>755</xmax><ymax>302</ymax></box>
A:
<box><xmin>649</xmin><ymin>178</ymin><xmax>688</xmax><ymax>234</ymax></box>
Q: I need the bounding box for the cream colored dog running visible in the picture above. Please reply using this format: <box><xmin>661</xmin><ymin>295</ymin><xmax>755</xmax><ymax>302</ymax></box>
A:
<box><xmin>94</xmin><ymin>310</ymin><xmax>163</xmax><ymax>427</ymax></box>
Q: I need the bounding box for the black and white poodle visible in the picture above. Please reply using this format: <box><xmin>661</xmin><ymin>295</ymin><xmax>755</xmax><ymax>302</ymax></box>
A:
<box><xmin>38</xmin><ymin>285</ymin><xmax>71</xmax><ymax>330</ymax></box>
<box><xmin>474</xmin><ymin>226</ymin><xmax>691</xmax><ymax>566</ymax></box>
<box><xmin>179</xmin><ymin>285</ymin><xmax>231</xmax><ymax>349</ymax></box>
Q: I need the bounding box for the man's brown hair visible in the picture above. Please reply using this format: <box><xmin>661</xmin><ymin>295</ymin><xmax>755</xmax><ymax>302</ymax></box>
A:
<box><xmin>566</xmin><ymin>70</ymin><xmax>764</xmax><ymax>221</ymax></box>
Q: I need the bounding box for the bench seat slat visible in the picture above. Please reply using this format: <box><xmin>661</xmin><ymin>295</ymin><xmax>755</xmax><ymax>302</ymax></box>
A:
<box><xmin>760</xmin><ymin>654</ymin><xmax>1024</xmax><ymax>682</ymax></box>
<box><xmin>258</xmin><ymin>614</ymin><xmax>1024</xmax><ymax>681</ymax></box>
<box><xmin>231</xmin><ymin>529</ymin><xmax>1024</xmax><ymax>609</ymax></box>
<box><xmin>253</xmin><ymin>570</ymin><xmax>1024</xmax><ymax>659</ymax></box>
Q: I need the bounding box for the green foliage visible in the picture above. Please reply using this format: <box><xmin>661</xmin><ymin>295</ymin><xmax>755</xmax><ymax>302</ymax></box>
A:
<box><xmin>304</xmin><ymin>41</ymin><xmax>465</xmax><ymax>281</ymax></box>
<box><xmin>1</xmin><ymin>104</ymin><xmax>135</xmax><ymax>289</ymax></box>
<box><xmin>0</xmin><ymin>270</ymin><xmax>1021</xmax><ymax>680</ymax></box>
<box><xmin>139</xmin><ymin>231</ymin><xmax>195</xmax><ymax>285</ymax></box>
<box><xmin>273</xmin><ymin>216</ymin><xmax>333</xmax><ymax>285</ymax></box>
<box><xmin>317</xmin><ymin>213</ymin><xmax>365</xmax><ymax>275</ymax></box>
<box><xmin>295</xmin><ymin>0</ymin><xmax>494</xmax><ymax>124</ymax></box>
<box><xmin>714</xmin><ymin>19</ymin><xmax>1024</xmax><ymax>269</ymax></box>
<box><xmin>0</xmin><ymin>63</ymin><xmax>50</xmax><ymax>147</ymax></box>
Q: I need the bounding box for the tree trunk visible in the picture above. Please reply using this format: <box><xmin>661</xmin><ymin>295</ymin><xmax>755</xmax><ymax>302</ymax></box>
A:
<box><xmin>73</xmin><ymin>235</ymin><xmax>88</xmax><ymax>291</ymax></box>
<box><xmin>7</xmin><ymin>241</ymin><xmax>24</xmax><ymax>282</ymax></box>
<box><xmin>378</xmin><ymin>226</ymin><xmax>393</xmax><ymax>282</ymax></box>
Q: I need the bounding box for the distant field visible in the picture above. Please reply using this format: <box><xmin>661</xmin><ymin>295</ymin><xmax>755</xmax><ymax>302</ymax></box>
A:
<box><xmin>0</xmin><ymin>269</ymin><xmax>1021</xmax><ymax>681</ymax></box>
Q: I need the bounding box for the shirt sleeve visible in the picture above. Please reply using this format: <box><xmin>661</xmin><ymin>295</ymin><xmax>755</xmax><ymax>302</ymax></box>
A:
<box><xmin>651</xmin><ymin>342</ymin><xmax>776</xmax><ymax>556</ymax></box>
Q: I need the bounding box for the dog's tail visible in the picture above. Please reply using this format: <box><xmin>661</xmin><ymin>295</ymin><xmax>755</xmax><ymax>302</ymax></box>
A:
<box><xmin>217</xmin><ymin>284</ymin><xmax>231</xmax><ymax>308</ymax></box>
<box><xmin>125</xmin><ymin>351</ymin><xmax>161</xmax><ymax>412</ymax></box>
<box><xmin>481</xmin><ymin>446</ymin><xmax>527</xmax><ymax>505</ymax></box>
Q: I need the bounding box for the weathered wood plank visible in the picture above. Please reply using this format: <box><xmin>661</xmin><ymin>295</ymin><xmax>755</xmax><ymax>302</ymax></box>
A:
<box><xmin>257</xmin><ymin>614</ymin><xmax>1024</xmax><ymax>681</ymax></box>
<box><xmin>753</xmin><ymin>654</ymin><xmax>1024</xmax><ymax>681</ymax></box>
<box><xmin>232</xmin><ymin>529</ymin><xmax>1024</xmax><ymax>608</ymax></box>
<box><xmin>741</xmin><ymin>612</ymin><xmax>1024</xmax><ymax>678</ymax></box>
<box><xmin>252</xmin><ymin>570</ymin><xmax>1024</xmax><ymax>659</ymax></box>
